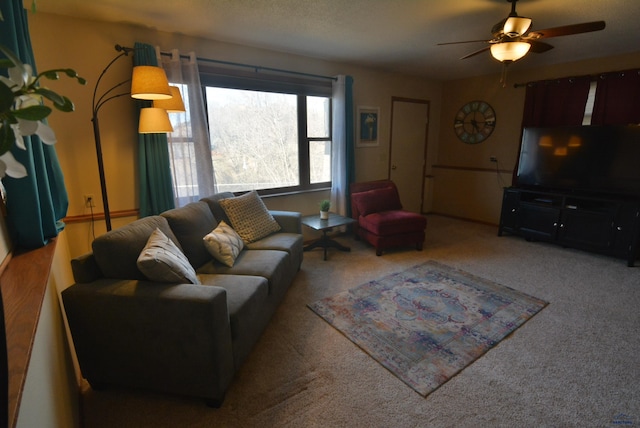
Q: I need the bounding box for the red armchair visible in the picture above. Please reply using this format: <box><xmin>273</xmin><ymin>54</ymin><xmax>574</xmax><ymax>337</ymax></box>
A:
<box><xmin>350</xmin><ymin>180</ymin><xmax>427</xmax><ymax>256</ymax></box>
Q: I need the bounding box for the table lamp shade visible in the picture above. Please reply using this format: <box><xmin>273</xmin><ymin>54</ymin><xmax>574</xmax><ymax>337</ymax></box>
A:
<box><xmin>153</xmin><ymin>86</ymin><xmax>186</xmax><ymax>112</ymax></box>
<box><xmin>139</xmin><ymin>107</ymin><xmax>174</xmax><ymax>133</ymax></box>
<box><xmin>131</xmin><ymin>66</ymin><xmax>172</xmax><ymax>100</ymax></box>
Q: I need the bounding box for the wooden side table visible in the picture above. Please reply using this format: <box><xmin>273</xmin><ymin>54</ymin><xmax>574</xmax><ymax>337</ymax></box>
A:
<box><xmin>301</xmin><ymin>213</ymin><xmax>355</xmax><ymax>260</ymax></box>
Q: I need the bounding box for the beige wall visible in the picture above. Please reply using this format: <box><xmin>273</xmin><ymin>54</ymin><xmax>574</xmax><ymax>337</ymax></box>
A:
<box><xmin>16</xmin><ymin>232</ymin><xmax>80</xmax><ymax>428</ymax></box>
<box><xmin>27</xmin><ymin>12</ymin><xmax>443</xmax><ymax>259</ymax></box>
<box><xmin>20</xmin><ymin>10</ymin><xmax>640</xmax><ymax>258</ymax></box>
<box><xmin>434</xmin><ymin>52</ymin><xmax>640</xmax><ymax>224</ymax></box>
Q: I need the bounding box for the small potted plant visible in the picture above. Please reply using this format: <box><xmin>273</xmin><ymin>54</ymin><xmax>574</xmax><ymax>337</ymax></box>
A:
<box><xmin>319</xmin><ymin>199</ymin><xmax>330</xmax><ymax>220</ymax></box>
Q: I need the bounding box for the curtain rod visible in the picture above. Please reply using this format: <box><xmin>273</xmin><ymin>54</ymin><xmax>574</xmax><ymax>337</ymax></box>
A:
<box><xmin>117</xmin><ymin>44</ymin><xmax>337</xmax><ymax>81</ymax></box>
<box><xmin>157</xmin><ymin>48</ymin><xmax>337</xmax><ymax>82</ymax></box>
<box><xmin>513</xmin><ymin>68</ymin><xmax>640</xmax><ymax>88</ymax></box>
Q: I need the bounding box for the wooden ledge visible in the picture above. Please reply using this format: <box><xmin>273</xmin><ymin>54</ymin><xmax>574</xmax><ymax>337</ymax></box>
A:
<box><xmin>0</xmin><ymin>239</ymin><xmax>57</xmax><ymax>427</ymax></box>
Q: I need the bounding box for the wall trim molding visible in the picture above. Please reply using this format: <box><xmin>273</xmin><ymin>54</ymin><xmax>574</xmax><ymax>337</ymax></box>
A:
<box><xmin>432</xmin><ymin>164</ymin><xmax>511</xmax><ymax>174</ymax></box>
<box><xmin>63</xmin><ymin>209</ymin><xmax>139</xmax><ymax>224</ymax></box>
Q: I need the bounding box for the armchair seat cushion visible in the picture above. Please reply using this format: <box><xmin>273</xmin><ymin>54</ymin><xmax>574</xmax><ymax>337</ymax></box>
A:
<box><xmin>359</xmin><ymin>210</ymin><xmax>426</xmax><ymax>235</ymax></box>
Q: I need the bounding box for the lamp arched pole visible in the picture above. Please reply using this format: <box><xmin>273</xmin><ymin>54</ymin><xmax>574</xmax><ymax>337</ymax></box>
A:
<box><xmin>91</xmin><ymin>45</ymin><xmax>135</xmax><ymax>231</ymax></box>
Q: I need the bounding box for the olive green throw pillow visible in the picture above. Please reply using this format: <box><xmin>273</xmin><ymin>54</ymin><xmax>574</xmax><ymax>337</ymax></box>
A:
<box><xmin>137</xmin><ymin>228</ymin><xmax>200</xmax><ymax>284</ymax></box>
<box><xmin>219</xmin><ymin>190</ymin><xmax>281</xmax><ymax>244</ymax></box>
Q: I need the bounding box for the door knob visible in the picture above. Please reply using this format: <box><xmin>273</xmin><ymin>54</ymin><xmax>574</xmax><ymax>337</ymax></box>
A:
<box><xmin>391</xmin><ymin>165</ymin><xmax>397</xmax><ymax>170</ymax></box>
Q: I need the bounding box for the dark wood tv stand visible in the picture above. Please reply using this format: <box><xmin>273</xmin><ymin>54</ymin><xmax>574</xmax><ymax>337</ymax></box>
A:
<box><xmin>498</xmin><ymin>187</ymin><xmax>640</xmax><ymax>266</ymax></box>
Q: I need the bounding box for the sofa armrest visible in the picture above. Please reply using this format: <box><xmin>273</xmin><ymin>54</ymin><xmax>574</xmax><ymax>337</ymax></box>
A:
<box><xmin>62</xmin><ymin>279</ymin><xmax>235</xmax><ymax>401</ymax></box>
<box><xmin>270</xmin><ymin>210</ymin><xmax>302</xmax><ymax>234</ymax></box>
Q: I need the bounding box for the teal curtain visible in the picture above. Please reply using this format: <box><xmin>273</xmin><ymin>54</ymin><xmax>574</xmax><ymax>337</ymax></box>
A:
<box><xmin>0</xmin><ymin>0</ymin><xmax>68</xmax><ymax>248</ymax></box>
<box><xmin>133</xmin><ymin>42</ymin><xmax>175</xmax><ymax>217</ymax></box>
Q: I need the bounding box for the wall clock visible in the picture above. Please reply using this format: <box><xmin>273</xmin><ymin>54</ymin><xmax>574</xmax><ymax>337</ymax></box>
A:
<box><xmin>454</xmin><ymin>101</ymin><xmax>496</xmax><ymax>144</ymax></box>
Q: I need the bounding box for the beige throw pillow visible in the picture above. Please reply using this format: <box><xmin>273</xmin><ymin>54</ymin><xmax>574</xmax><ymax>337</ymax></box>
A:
<box><xmin>219</xmin><ymin>190</ymin><xmax>281</xmax><ymax>244</ymax></box>
<box><xmin>137</xmin><ymin>228</ymin><xmax>200</xmax><ymax>284</ymax></box>
<box><xmin>203</xmin><ymin>221</ymin><xmax>244</xmax><ymax>267</ymax></box>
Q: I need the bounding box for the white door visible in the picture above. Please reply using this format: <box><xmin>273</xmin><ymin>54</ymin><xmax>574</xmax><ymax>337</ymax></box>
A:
<box><xmin>389</xmin><ymin>97</ymin><xmax>430</xmax><ymax>213</ymax></box>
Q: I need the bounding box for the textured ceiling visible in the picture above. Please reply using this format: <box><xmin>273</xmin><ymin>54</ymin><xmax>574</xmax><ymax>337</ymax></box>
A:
<box><xmin>30</xmin><ymin>0</ymin><xmax>640</xmax><ymax>80</ymax></box>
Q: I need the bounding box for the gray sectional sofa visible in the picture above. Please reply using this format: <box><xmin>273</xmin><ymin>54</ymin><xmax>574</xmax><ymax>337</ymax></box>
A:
<box><xmin>62</xmin><ymin>191</ymin><xmax>303</xmax><ymax>407</ymax></box>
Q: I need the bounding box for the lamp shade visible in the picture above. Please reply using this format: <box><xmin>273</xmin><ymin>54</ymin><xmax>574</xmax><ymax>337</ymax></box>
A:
<box><xmin>490</xmin><ymin>41</ymin><xmax>531</xmax><ymax>62</ymax></box>
<box><xmin>153</xmin><ymin>86</ymin><xmax>186</xmax><ymax>112</ymax></box>
<box><xmin>503</xmin><ymin>16</ymin><xmax>532</xmax><ymax>36</ymax></box>
<box><xmin>139</xmin><ymin>107</ymin><xmax>174</xmax><ymax>133</ymax></box>
<box><xmin>130</xmin><ymin>66</ymin><xmax>172</xmax><ymax>100</ymax></box>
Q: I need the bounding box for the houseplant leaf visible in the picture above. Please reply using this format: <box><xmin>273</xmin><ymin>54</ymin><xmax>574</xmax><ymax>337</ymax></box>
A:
<box><xmin>0</xmin><ymin>80</ymin><xmax>14</xmax><ymax>111</ymax></box>
<box><xmin>11</xmin><ymin>105</ymin><xmax>51</xmax><ymax>121</ymax></box>
<box><xmin>0</xmin><ymin>124</ymin><xmax>15</xmax><ymax>155</ymax></box>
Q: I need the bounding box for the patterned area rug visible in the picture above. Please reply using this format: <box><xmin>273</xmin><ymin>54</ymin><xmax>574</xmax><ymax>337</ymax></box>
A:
<box><xmin>308</xmin><ymin>261</ymin><xmax>548</xmax><ymax>396</ymax></box>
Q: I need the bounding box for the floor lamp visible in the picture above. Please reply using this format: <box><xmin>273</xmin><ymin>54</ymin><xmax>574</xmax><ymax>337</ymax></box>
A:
<box><xmin>91</xmin><ymin>44</ymin><xmax>173</xmax><ymax>231</ymax></box>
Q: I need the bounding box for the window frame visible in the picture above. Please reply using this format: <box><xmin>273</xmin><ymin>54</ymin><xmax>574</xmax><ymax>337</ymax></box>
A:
<box><xmin>199</xmin><ymin>66</ymin><xmax>333</xmax><ymax>196</ymax></box>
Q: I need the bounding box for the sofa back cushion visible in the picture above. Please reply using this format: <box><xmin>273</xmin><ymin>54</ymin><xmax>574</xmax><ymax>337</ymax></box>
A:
<box><xmin>352</xmin><ymin>186</ymin><xmax>403</xmax><ymax>217</ymax></box>
<box><xmin>92</xmin><ymin>216</ymin><xmax>180</xmax><ymax>280</ymax></box>
<box><xmin>161</xmin><ymin>201</ymin><xmax>218</xmax><ymax>269</ymax></box>
<box><xmin>201</xmin><ymin>192</ymin><xmax>235</xmax><ymax>224</ymax></box>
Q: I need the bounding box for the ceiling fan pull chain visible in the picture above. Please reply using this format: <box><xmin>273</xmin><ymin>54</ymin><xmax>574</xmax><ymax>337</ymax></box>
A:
<box><xmin>500</xmin><ymin>63</ymin><xmax>510</xmax><ymax>88</ymax></box>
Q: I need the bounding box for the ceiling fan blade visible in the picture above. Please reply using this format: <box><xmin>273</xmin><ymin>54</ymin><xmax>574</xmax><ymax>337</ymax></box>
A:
<box><xmin>437</xmin><ymin>40</ymin><xmax>491</xmax><ymax>46</ymax></box>
<box><xmin>528</xmin><ymin>40</ymin><xmax>554</xmax><ymax>53</ymax></box>
<box><xmin>527</xmin><ymin>21</ymin><xmax>606</xmax><ymax>39</ymax></box>
<box><xmin>460</xmin><ymin>46</ymin><xmax>490</xmax><ymax>60</ymax></box>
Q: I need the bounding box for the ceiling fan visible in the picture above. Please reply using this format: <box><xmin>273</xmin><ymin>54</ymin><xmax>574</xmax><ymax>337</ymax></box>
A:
<box><xmin>438</xmin><ymin>0</ymin><xmax>606</xmax><ymax>64</ymax></box>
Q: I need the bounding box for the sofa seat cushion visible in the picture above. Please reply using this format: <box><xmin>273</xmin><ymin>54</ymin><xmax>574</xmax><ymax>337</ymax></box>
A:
<box><xmin>92</xmin><ymin>216</ymin><xmax>181</xmax><ymax>280</ymax></box>
<box><xmin>200</xmin><ymin>274</ymin><xmax>270</xmax><ymax>368</ymax></box>
<box><xmin>197</xmin><ymin>249</ymin><xmax>289</xmax><ymax>295</ymax></box>
<box><xmin>246</xmin><ymin>233</ymin><xmax>304</xmax><ymax>271</ymax></box>
<box><xmin>359</xmin><ymin>211</ymin><xmax>427</xmax><ymax>236</ymax></box>
<box><xmin>161</xmin><ymin>201</ymin><xmax>218</xmax><ymax>269</ymax></box>
<box><xmin>246</xmin><ymin>233</ymin><xmax>303</xmax><ymax>256</ymax></box>
<box><xmin>199</xmin><ymin>274</ymin><xmax>268</xmax><ymax>341</ymax></box>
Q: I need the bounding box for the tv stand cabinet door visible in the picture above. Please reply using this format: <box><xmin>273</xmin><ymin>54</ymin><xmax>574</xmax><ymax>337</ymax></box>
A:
<box><xmin>498</xmin><ymin>188</ymin><xmax>520</xmax><ymax>236</ymax></box>
<box><xmin>518</xmin><ymin>204</ymin><xmax>560</xmax><ymax>241</ymax></box>
<box><xmin>612</xmin><ymin>203</ymin><xmax>640</xmax><ymax>266</ymax></box>
<box><xmin>557</xmin><ymin>209</ymin><xmax>614</xmax><ymax>252</ymax></box>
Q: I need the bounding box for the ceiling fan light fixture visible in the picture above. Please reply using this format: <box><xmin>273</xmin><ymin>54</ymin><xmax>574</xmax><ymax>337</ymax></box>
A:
<box><xmin>490</xmin><ymin>41</ymin><xmax>531</xmax><ymax>62</ymax></box>
<box><xmin>503</xmin><ymin>16</ymin><xmax>532</xmax><ymax>37</ymax></box>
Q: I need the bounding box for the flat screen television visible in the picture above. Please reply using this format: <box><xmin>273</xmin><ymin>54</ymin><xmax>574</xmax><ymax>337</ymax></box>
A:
<box><xmin>516</xmin><ymin>125</ymin><xmax>640</xmax><ymax>196</ymax></box>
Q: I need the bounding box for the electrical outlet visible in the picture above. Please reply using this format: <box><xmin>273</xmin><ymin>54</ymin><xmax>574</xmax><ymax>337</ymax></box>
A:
<box><xmin>84</xmin><ymin>194</ymin><xmax>95</xmax><ymax>208</ymax></box>
<box><xmin>489</xmin><ymin>156</ymin><xmax>497</xmax><ymax>163</ymax></box>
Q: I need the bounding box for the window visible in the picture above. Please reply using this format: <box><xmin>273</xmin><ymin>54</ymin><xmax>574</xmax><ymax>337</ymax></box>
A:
<box><xmin>166</xmin><ymin>82</ymin><xmax>201</xmax><ymax>204</ymax></box>
<box><xmin>582</xmin><ymin>80</ymin><xmax>597</xmax><ymax>125</ymax></box>
<box><xmin>201</xmin><ymin>72</ymin><xmax>332</xmax><ymax>195</ymax></box>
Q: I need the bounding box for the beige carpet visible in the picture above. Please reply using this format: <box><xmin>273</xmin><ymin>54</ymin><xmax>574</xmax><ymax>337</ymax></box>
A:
<box><xmin>80</xmin><ymin>215</ymin><xmax>640</xmax><ymax>427</ymax></box>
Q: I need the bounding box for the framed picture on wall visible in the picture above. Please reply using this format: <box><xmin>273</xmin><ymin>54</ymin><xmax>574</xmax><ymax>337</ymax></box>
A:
<box><xmin>357</xmin><ymin>106</ymin><xmax>379</xmax><ymax>147</ymax></box>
